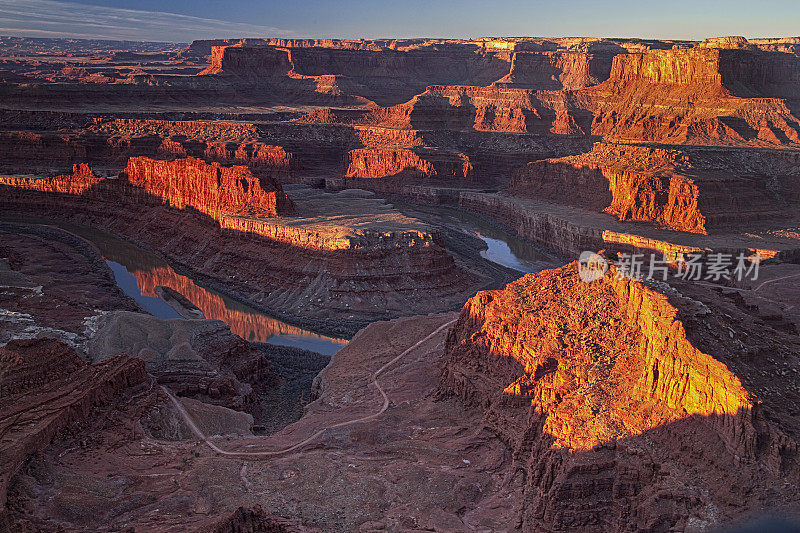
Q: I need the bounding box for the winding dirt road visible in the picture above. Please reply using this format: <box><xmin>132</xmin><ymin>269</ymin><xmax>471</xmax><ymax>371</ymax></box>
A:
<box><xmin>162</xmin><ymin>318</ymin><xmax>457</xmax><ymax>458</ymax></box>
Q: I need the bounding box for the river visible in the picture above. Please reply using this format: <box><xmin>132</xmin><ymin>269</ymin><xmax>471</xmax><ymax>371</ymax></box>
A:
<box><xmin>46</xmin><ymin>221</ymin><xmax>348</xmax><ymax>355</ymax></box>
<box><xmin>396</xmin><ymin>203</ymin><xmax>558</xmax><ymax>274</ymax></box>
<box><xmin>9</xmin><ymin>208</ymin><xmax>549</xmax><ymax>355</ymax></box>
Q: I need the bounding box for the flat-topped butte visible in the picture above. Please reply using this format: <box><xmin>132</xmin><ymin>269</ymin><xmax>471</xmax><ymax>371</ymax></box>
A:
<box><xmin>223</xmin><ymin>186</ymin><xmax>439</xmax><ymax>251</ymax></box>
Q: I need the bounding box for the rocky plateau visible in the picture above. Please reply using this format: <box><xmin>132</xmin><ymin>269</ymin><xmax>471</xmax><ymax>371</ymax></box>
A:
<box><xmin>1</xmin><ymin>33</ymin><xmax>800</xmax><ymax>532</ymax></box>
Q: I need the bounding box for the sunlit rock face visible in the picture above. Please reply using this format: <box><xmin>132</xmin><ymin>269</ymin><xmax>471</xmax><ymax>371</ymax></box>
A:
<box><xmin>441</xmin><ymin>263</ymin><xmax>752</xmax><ymax>451</ymax></box>
<box><xmin>370</xmin><ymin>84</ymin><xmax>594</xmax><ymax>134</ymax></box>
<box><xmin>357</xmin><ymin>45</ymin><xmax>800</xmax><ymax>147</ymax></box>
<box><xmin>507</xmin><ymin>142</ymin><xmax>800</xmax><ymax>234</ymax></box>
<box><xmin>122</xmin><ymin>156</ymin><xmax>296</xmax><ymax>218</ymax></box>
<box><xmin>344</xmin><ymin>147</ymin><xmax>473</xmax><ymax>183</ymax></box>
<box><xmin>0</xmin><ymin>161</ymin><xmax>477</xmax><ymax>330</ymax></box>
<box><xmin>439</xmin><ymin>263</ymin><xmax>800</xmax><ymax>531</ymax></box>
<box><xmin>0</xmin><ymin>157</ymin><xmax>296</xmax><ymax>220</ymax></box>
<box><xmin>587</xmin><ymin>47</ymin><xmax>800</xmax><ymax>145</ymax></box>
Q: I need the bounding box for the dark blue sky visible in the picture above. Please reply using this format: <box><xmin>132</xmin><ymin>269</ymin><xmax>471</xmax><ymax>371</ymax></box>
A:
<box><xmin>2</xmin><ymin>0</ymin><xmax>799</xmax><ymax>43</ymax></box>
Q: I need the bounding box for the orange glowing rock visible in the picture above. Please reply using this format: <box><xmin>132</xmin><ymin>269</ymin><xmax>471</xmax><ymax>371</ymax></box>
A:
<box><xmin>122</xmin><ymin>156</ymin><xmax>296</xmax><ymax>219</ymax></box>
<box><xmin>439</xmin><ymin>261</ymin><xmax>799</xmax><ymax>530</ymax></box>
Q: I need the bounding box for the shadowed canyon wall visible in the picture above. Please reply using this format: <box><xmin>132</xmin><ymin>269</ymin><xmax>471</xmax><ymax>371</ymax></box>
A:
<box><xmin>0</xmin><ymin>339</ymin><xmax>155</xmax><ymax>512</ymax></box>
<box><xmin>199</xmin><ymin>43</ymin><xmax>622</xmax><ymax>106</ymax></box>
<box><xmin>0</xmin><ymin>158</ymin><xmax>480</xmax><ymax>333</ymax></box>
<box><xmin>439</xmin><ymin>263</ymin><xmax>800</xmax><ymax>530</ymax></box>
<box><xmin>507</xmin><ymin>142</ymin><xmax>800</xmax><ymax>233</ymax></box>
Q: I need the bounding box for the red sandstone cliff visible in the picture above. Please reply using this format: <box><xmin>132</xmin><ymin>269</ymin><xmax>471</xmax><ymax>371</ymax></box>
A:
<box><xmin>507</xmin><ymin>142</ymin><xmax>800</xmax><ymax>234</ymax></box>
<box><xmin>327</xmin><ymin>46</ymin><xmax>800</xmax><ymax>147</ymax></box>
<box><xmin>492</xmin><ymin>51</ymin><xmax>615</xmax><ymax>90</ymax></box>
<box><xmin>197</xmin><ymin>43</ymin><xmax>512</xmax><ymax>106</ymax></box>
<box><xmin>439</xmin><ymin>263</ymin><xmax>800</xmax><ymax>530</ymax></box>
<box><xmin>0</xmin><ymin>157</ymin><xmax>297</xmax><ymax>220</ymax></box>
<box><xmin>344</xmin><ymin>148</ymin><xmax>473</xmax><ymax>183</ymax></box>
<box><xmin>372</xmin><ymin>84</ymin><xmax>594</xmax><ymax>134</ymax></box>
<box><xmin>121</xmin><ymin>156</ymin><xmax>296</xmax><ymax>218</ymax></box>
<box><xmin>200</xmin><ymin>45</ymin><xmax>292</xmax><ymax>77</ymax></box>
<box><xmin>587</xmin><ymin>48</ymin><xmax>800</xmax><ymax>145</ymax></box>
<box><xmin>197</xmin><ymin>43</ymin><xmax>623</xmax><ymax>106</ymax></box>
<box><xmin>0</xmin><ymin>120</ymin><xmax>297</xmax><ymax>183</ymax></box>
<box><xmin>0</xmin><ymin>339</ymin><xmax>156</xmax><ymax>516</ymax></box>
<box><xmin>0</xmin><ymin>160</ymin><xmax>480</xmax><ymax>331</ymax></box>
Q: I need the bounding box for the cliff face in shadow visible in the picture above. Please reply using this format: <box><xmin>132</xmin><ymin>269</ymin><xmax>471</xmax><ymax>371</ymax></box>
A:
<box><xmin>439</xmin><ymin>262</ymin><xmax>800</xmax><ymax>530</ymax></box>
<box><xmin>0</xmin><ymin>339</ymin><xmax>156</xmax><ymax>518</ymax></box>
<box><xmin>0</xmin><ymin>160</ymin><xmax>481</xmax><ymax>335</ymax></box>
<box><xmin>507</xmin><ymin>142</ymin><xmax>800</xmax><ymax>234</ymax></box>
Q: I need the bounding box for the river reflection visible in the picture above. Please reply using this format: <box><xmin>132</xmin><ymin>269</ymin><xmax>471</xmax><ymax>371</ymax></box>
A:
<box><xmin>475</xmin><ymin>233</ymin><xmax>540</xmax><ymax>273</ymax></box>
<box><xmin>106</xmin><ymin>260</ymin><xmax>184</xmax><ymax>320</ymax></box>
<box><xmin>396</xmin><ymin>203</ymin><xmax>558</xmax><ymax>274</ymax></box>
<box><xmin>54</xmin><ymin>222</ymin><xmax>348</xmax><ymax>355</ymax></box>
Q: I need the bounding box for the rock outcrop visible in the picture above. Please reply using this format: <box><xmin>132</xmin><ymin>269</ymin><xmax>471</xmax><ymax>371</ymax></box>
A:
<box><xmin>344</xmin><ymin>148</ymin><xmax>474</xmax><ymax>183</ymax></box>
<box><xmin>209</xmin><ymin>506</ymin><xmax>310</xmax><ymax>533</ymax></box>
<box><xmin>0</xmin><ymin>118</ymin><xmax>297</xmax><ymax>179</ymax></box>
<box><xmin>0</xmin><ymin>338</ymin><xmax>156</xmax><ymax>516</ymax></box>
<box><xmin>199</xmin><ymin>44</ymin><xmax>512</xmax><ymax>106</ymax></box>
<box><xmin>492</xmin><ymin>51</ymin><xmax>615</xmax><ymax>90</ymax></box>
<box><xmin>507</xmin><ymin>142</ymin><xmax>800</xmax><ymax>233</ymax></box>
<box><xmin>439</xmin><ymin>263</ymin><xmax>800</xmax><ymax>530</ymax></box>
<box><xmin>4</xmin><ymin>34</ymin><xmax>800</xmax><ymax>532</ymax></box>
<box><xmin>196</xmin><ymin>41</ymin><xmax>636</xmax><ymax>106</ymax></box>
<box><xmin>0</xmin><ymin>163</ymin><xmax>483</xmax><ymax>334</ymax></box>
<box><xmin>587</xmin><ymin>48</ymin><xmax>800</xmax><ymax>145</ymax></box>
<box><xmin>121</xmin><ymin>156</ymin><xmax>296</xmax><ymax>218</ymax></box>
<box><xmin>87</xmin><ymin>311</ymin><xmax>269</xmax><ymax>414</ymax></box>
<box><xmin>323</xmin><ymin>46</ymin><xmax>800</xmax><ymax>149</ymax></box>
<box><xmin>0</xmin><ymin>157</ymin><xmax>295</xmax><ymax>219</ymax></box>
<box><xmin>372</xmin><ymin>85</ymin><xmax>594</xmax><ymax>134</ymax></box>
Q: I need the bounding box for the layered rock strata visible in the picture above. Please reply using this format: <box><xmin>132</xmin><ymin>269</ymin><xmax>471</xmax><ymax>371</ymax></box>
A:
<box><xmin>0</xmin><ymin>157</ymin><xmax>296</xmax><ymax>219</ymax></box>
<box><xmin>0</xmin><ymin>163</ymin><xmax>480</xmax><ymax>334</ymax></box>
<box><xmin>587</xmin><ymin>48</ymin><xmax>800</xmax><ymax>145</ymax></box>
<box><xmin>371</xmin><ymin>84</ymin><xmax>595</xmax><ymax>134</ymax></box>
<box><xmin>344</xmin><ymin>147</ymin><xmax>474</xmax><ymax>183</ymax></box>
<box><xmin>455</xmin><ymin>189</ymin><xmax>799</xmax><ymax>261</ymax></box>
<box><xmin>121</xmin><ymin>156</ymin><xmax>296</xmax><ymax>218</ymax></box>
<box><xmin>0</xmin><ymin>338</ymin><xmax>156</xmax><ymax>516</ymax></box>
<box><xmin>325</xmin><ymin>46</ymin><xmax>800</xmax><ymax>149</ymax></box>
<box><xmin>508</xmin><ymin>142</ymin><xmax>800</xmax><ymax>233</ymax></box>
<box><xmin>88</xmin><ymin>311</ymin><xmax>269</xmax><ymax>414</ymax></box>
<box><xmin>439</xmin><ymin>263</ymin><xmax>800</xmax><ymax>530</ymax></box>
<box><xmin>199</xmin><ymin>43</ymin><xmax>622</xmax><ymax>106</ymax></box>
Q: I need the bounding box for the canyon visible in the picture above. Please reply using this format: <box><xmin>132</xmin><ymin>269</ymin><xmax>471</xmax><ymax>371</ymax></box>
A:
<box><xmin>1</xmin><ymin>33</ymin><xmax>800</xmax><ymax>531</ymax></box>
<box><xmin>439</xmin><ymin>262</ymin><xmax>800</xmax><ymax>530</ymax></box>
<box><xmin>0</xmin><ymin>159</ymin><xmax>497</xmax><ymax>336</ymax></box>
